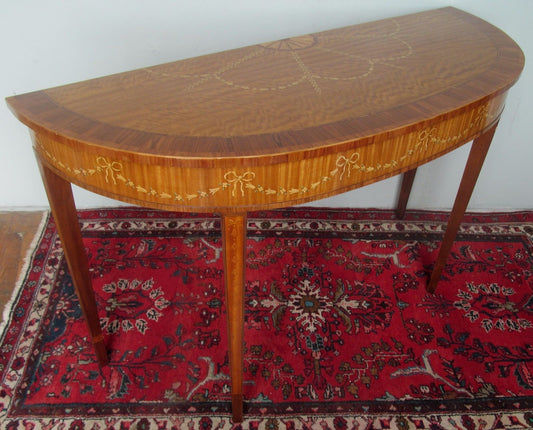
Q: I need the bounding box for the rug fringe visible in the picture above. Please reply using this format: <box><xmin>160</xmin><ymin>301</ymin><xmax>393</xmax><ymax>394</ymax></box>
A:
<box><xmin>0</xmin><ymin>211</ymin><xmax>50</xmax><ymax>339</ymax></box>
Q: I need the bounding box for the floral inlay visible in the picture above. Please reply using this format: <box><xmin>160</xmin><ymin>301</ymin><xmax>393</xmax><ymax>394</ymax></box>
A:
<box><xmin>146</xmin><ymin>20</ymin><xmax>411</xmax><ymax>96</ymax></box>
<box><xmin>36</xmin><ymin>100</ymin><xmax>491</xmax><ymax>203</ymax></box>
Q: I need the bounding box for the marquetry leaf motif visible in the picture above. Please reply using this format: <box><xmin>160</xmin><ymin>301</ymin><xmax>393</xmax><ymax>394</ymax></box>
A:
<box><xmin>35</xmin><ymin>104</ymin><xmax>491</xmax><ymax>204</ymax></box>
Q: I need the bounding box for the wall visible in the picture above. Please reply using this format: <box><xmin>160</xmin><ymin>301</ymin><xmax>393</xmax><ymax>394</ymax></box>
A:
<box><xmin>1</xmin><ymin>0</ymin><xmax>531</xmax><ymax>210</ymax></box>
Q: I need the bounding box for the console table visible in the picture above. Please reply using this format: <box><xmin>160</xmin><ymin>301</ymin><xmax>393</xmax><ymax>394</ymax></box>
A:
<box><xmin>6</xmin><ymin>7</ymin><xmax>524</xmax><ymax>422</ymax></box>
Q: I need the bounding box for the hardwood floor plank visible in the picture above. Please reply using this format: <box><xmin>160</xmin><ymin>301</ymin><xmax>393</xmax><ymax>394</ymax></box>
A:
<box><xmin>0</xmin><ymin>211</ymin><xmax>45</xmax><ymax>312</ymax></box>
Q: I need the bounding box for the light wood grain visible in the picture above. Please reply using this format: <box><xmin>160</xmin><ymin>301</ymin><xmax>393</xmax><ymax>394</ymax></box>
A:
<box><xmin>6</xmin><ymin>8</ymin><xmax>523</xmax><ymax>157</ymax></box>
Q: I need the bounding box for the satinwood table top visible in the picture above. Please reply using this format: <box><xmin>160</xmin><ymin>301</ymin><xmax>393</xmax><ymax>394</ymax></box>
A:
<box><xmin>7</xmin><ymin>7</ymin><xmax>524</xmax><ymax>163</ymax></box>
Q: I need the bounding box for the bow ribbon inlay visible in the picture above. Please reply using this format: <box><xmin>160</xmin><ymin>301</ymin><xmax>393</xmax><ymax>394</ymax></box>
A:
<box><xmin>336</xmin><ymin>152</ymin><xmax>360</xmax><ymax>180</ymax></box>
<box><xmin>224</xmin><ymin>171</ymin><xmax>256</xmax><ymax>197</ymax></box>
<box><xmin>96</xmin><ymin>157</ymin><xmax>122</xmax><ymax>184</ymax></box>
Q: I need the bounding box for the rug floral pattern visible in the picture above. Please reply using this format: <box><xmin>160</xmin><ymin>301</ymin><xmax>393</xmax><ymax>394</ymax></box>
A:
<box><xmin>0</xmin><ymin>208</ymin><xmax>532</xmax><ymax>429</ymax></box>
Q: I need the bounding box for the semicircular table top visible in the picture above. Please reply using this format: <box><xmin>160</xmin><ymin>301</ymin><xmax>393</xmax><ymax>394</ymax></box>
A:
<box><xmin>5</xmin><ymin>6</ymin><xmax>525</xmax><ymax>424</ymax></box>
<box><xmin>7</xmin><ymin>7</ymin><xmax>523</xmax><ymax>162</ymax></box>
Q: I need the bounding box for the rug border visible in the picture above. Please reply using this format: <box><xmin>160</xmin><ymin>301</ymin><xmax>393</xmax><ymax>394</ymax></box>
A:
<box><xmin>0</xmin><ymin>211</ymin><xmax>49</xmax><ymax>339</ymax></box>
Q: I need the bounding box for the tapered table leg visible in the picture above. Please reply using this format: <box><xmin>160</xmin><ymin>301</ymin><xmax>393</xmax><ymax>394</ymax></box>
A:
<box><xmin>221</xmin><ymin>213</ymin><xmax>247</xmax><ymax>423</ymax></box>
<box><xmin>36</xmin><ymin>158</ymin><xmax>109</xmax><ymax>366</ymax></box>
<box><xmin>396</xmin><ymin>168</ymin><xmax>417</xmax><ymax>219</ymax></box>
<box><xmin>427</xmin><ymin>122</ymin><xmax>499</xmax><ymax>293</ymax></box>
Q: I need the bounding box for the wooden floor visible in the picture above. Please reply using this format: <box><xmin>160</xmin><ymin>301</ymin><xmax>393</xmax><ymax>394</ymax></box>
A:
<box><xmin>0</xmin><ymin>211</ymin><xmax>44</xmax><ymax>312</ymax></box>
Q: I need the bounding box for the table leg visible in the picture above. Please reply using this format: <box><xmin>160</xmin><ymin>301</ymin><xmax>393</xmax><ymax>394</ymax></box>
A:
<box><xmin>395</xmin><ymin>168</ymin><xmax>417</xmax><ymax>219</ymax></box>
<box><xmin>36</xmin><ymin>158</ymin><xmax>109</xmax><ymax>366</ymax></box>
<box><xmin>427</xmin><ymin>122</ymin><xmax>499</xmax><ymax>293</ymax></box>
<box><xmin>221</xmin><ymin>213</ymin><xmax>247</xmax><ymax>423</ymax></box>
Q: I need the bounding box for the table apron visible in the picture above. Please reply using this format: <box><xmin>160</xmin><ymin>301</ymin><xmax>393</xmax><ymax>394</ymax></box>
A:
<box><xmin>32</xmin><ymin>96</ymin><xmax>505</xmax><ymax>213</ymax></box>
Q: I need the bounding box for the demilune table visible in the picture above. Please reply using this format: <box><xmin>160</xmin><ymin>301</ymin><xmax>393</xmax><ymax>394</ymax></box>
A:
<box><xmin>6</xmin><ymin>7</ymin><xmax>524</xmax><ymax>422</ymax></box>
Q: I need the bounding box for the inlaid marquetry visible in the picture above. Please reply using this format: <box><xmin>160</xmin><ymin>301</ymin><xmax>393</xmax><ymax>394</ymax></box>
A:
<box><xmin>31</xmin><ymin>97</ymin><xmax>504</xmax><ymax>212</ymax></box>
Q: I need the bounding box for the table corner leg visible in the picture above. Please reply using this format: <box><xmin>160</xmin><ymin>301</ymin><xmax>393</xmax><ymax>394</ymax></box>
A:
<box><xmin>221</xmin><ymin>213</ymin><xmax>247</xmax><ymax>423</ymax></box>
<box><xmin>395</xmin><ymin>168</ymin><xmax>417</xmax><ymax>219</ymax></box>
<box><xmin>36</xmin><ymin>156</ymin><xmax>110</xmax><ymax>367</ymax></box>
<box><xmin>93</xmin><ymin>335</ymin><xmax>110</xmax><ymax>366</ymax></box>
<box><xmin>426</xmin><ymin>121</ymin><xmax>499</xmax><ymax>293</ymax></box>
<box><xmin>232</xmin><ymin>394</ymin><xmax>244</xmax><ymax>423</ymax></box>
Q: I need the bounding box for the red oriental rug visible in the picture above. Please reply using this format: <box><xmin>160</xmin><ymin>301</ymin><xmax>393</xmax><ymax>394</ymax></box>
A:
<box><xmin>0</xmin><ymin>208</ymin><xmax>532</xmax><ymax>429</ymax></box>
